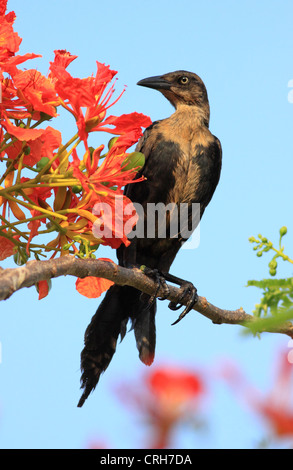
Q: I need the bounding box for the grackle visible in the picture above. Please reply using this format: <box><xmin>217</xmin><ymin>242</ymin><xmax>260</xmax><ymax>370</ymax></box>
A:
<box><xmin>77</xmin><ymin>71</ymin><xmax>222</xmax><ymax>407</ymax></box>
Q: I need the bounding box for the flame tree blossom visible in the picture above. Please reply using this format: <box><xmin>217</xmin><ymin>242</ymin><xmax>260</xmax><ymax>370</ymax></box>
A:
<box><xmin>0</xmin><ymin>0</ymin><xmax>152</xmax><ymax>298</ymax></box>
<box><xmin>116</xmin><ymin>365</ymin><xmax>205</xmax><ymax>448</ymax></box>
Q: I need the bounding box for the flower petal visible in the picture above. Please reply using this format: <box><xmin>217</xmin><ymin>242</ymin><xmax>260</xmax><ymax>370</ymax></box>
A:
<box><xmin>37</xmin><ymin>280</ymin><xmax>49</xmax><ymax>300</ymax></box>
<box><xmin>2</xmin><ymin>116</ymin><xmax>45</xmax><ymax>140</ymax></box>
<box><xmin>75</xmin><ymin>276</ymin><xmax>114</xmax><ymax>298</ymax></box>
<box><xmin>0</xmin><ymin>235</ymin><xmax>15</xmax><ymax>260</ymax></box>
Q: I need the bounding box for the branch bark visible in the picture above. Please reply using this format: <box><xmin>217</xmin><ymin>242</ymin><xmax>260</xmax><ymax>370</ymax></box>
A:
<box><xmin>1</xmin><ymin>256</ymin><xmax>293</xmax><ymax>338</ymax></box>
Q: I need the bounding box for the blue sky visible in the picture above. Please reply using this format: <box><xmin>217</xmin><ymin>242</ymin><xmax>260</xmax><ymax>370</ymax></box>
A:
<box><xmin>1</xmin><ymin>0</ymin><xmax>293</xmax><ymax>449</ymax></box>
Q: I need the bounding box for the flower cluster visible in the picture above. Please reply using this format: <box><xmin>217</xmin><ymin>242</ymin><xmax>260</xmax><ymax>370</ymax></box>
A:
<box><xmin>0</xmin><ymin>1</ymin><xmax>151</xmax><ymax>298</ymax></box>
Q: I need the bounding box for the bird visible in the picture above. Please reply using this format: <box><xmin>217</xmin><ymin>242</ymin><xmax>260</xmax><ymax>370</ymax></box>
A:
<box><xmin>77</xmin><ymin>70</ymin><xmax>222</xmax><ymax>407</ymax></box>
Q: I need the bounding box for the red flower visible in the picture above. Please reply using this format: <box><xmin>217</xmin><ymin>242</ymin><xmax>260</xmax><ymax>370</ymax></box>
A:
<box><xmin>148</xmin><ymin>367</ymin><xmax>204</xmax><ymax>406</ymax></box>
<box><xmin>221</xmin><ymin>351</ymin><xmax>293</xmax><ymax>442</ymax></box>
<box><xmin>51</xmin><ymin>49</ymin><xmax>78</xmax><ymax>69</ymax></box>
<box><xmin>1</xmin><ymin>66</ymin><xmax>56</xmax><ymax>122</ymax></box>
<box><xmin>0</xmin><ymin>6</ymin><xmax>21</xmax><ymax>63</ymax></box>
<box><xmin>49</xmin><ymin>59</ymin><xmax>151</xmax><ymax>144</ymax></box>
<box><xmin>116</xmin><ymin>365</ymin><xmax>205</xmax><ymax>448</ymax></box>
<box><xmin>12</xmin><ymin>69</ymin><xmax>59</xmax><ymax>118</ymax></box>
<box><xmin>0</xmin><ymin>4</ymin><xmax>41</xmax><ymax>78</ymax></box>
<box><xmin>258</xmin><ymin>404</ymin><xmax>293</xmax><ymax>438</ymax></box>
<box><xmin>256</xmin><ymin>352</ymin><xmax>293</xmax><ymax>438</ymax></box>
<box><xmin>0</xmin><ymin>0</ymin><xmax>8</xmax><ymax>16</ymax></box>
<box><xmin>0</xmin><ymin>4</ymin><xmax>151</xmax><ymax>279</ymax></box>
<box><xmin>70</xmin><ymin>146</ymin><xmax>140</xmax><ymax>249</ymax></box>
<box><xmin>92</xmin><ymin>193</ymin><xmax>138</xmax><ymax>249</ymax></box>
<box><xmin>5</xmin><ymin>123</ymin><xmax>61</xmax><ymax>166</ymax></box>
<box><xmin>75</xmin><ymin>258</ymin><xmax>114</xmax><ymax>298</ymax></box>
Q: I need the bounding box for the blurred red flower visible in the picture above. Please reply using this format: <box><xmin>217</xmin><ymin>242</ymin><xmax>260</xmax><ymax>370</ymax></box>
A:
<box><xmin>220</xmin><ymin>350</ymin><xmax>293</xmax><ymax>443</ymax></box>
<box><xmin>147</xmin><ymin>367</ymin><xmax>203</xmax><ymax>406</ymax></box>
<box><xmin>116</xmin><ymin>365</ymin><xmax>205</xmax><ymax>448</ymax></box>
<box><xmin>257</xmin><ymin>352</ymin><xmax>293</xmax><ymax>439</ymax></box>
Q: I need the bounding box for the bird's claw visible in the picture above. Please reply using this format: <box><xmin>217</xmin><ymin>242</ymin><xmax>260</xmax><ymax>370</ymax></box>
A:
<box><xmin>169</xmin><ymin>283</ymin><xmax>198</xmax><ymax>325</ymax></box>
<box><xmin>140</xmin><ymin>267</ymin><xmax>170</xmax><ymax>305</ymax></box>
<box><xmin>140</xmin><ymin>267</ymin><xmax>198</xmax><ymax>323</ymax></box>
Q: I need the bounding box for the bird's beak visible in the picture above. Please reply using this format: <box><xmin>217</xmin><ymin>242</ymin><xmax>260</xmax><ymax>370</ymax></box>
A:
<box><xmin>137</xmin><ymin>75</ymin><xmax>171</xmax><ymax>91</ymax></box>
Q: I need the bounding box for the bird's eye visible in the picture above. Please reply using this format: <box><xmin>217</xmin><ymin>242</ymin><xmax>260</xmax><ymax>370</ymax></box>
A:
<box><xmin>178</xmin><ymin>76</ymin><xmax>189</xmax><ymax>85</ymax></box>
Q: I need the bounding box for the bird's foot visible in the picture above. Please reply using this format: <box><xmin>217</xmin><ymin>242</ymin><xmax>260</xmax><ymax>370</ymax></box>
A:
<box><xmin>140</xmin><ymin>267</ymin><xmax>198</xmax><ymax>323</ymax></box>
<box><xmin>169</xmin><ymin>281</ymin><xmax>198</xmax><ymax>325</ymax></box>
<box><xmin>156</xmin><ymin>272</ymin><xmax>198</xmax><ymax>325</ymax></box>
<box><xmin>140</xmin><ymin>266</ymin><xmax>170</xmax><ymax>305</ymax></box>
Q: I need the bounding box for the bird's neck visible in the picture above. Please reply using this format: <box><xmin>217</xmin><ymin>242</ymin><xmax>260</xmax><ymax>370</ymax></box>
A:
<box><xmin>174</xmin><ymin>103</ymin><xmax>210</xmax><ymax>128</ymax></box>
<box><xmin>169</xmin><ymin>103</ymin><xmax>210</xmax><ymax>131</ymax></box>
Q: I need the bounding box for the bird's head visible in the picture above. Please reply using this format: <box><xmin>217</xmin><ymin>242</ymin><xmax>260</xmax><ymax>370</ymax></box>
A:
<box><xmin>137</xmin><ymin>70</ymin><xmax>209</xmax><ymax>112</ymax></box>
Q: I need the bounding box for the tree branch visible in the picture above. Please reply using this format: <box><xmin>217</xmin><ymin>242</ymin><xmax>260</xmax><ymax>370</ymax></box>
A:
<box><xmin>1</xmin><ymin>256</ymin><xmax>293</xmax><ymax>338</ymax></box>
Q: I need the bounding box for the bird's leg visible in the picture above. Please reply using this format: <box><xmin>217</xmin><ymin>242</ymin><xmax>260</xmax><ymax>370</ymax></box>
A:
<box><xmin>121</xmin><ymin>262</ymin><xmax>169</xmax><ymax>307</ymax></box>
<box><xmin>141</xmin><ymin>268</ymin><xmax>198</xmax><ymax>324</ymax></box>
<box><xmin>140</xmin><ymin>266</ymin><xmax>170</xmax><ymax>305</ymax></box>
<box><xmin>159</xmin><ymin>272</ymin><xmax>198</xmax><ymax>325</ymax></box>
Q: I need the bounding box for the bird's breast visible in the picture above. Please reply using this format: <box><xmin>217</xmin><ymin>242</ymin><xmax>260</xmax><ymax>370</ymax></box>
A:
<box><xmin>166</xmin><ymin>133</ymin><xmax>215</xmax><ymax>206</ymax></box>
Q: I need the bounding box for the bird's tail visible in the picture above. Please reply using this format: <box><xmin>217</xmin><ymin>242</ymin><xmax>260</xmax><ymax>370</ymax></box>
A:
<box><xmin>77</xmin><ymin>284</ymin><xmax>156</xmax><ymax>407</ymax></box>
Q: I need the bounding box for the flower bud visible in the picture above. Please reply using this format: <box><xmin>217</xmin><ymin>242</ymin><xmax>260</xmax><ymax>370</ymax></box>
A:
<box><xmin>39</xmin><ymin>111</ymin><xmax>55</xmax><ymax>122</ymax></box>
<box><xmin>108</xmin><ymin>137</ymin><xmax>119</xmax><ymax>150</ymax></box>
<box><xmin>122</xmin><ymin>152</ymin><xmax>145</xmax><ymax>171</ymax></box>
<box><xmin>36</xmin><ymin>157</ymin><xmax>50</xmax><ymax>171</ymax></box>
<box><xmin>62</xmin><ymin>243</ymin><xmax>71</xmax><ymax>250</ymax></box>
<box><xmin>13</xmin><ymin>250</ymin><xmax>28</xmax><ymax>266</ymax></box>
<box><xmin>24</xmin><ymin>145</ymin><xmax>31</xmax><ymax>155</ymax></box>
<box><xmin>72</xmin><ymin>185</ymin><xmax>82</xmax><ymax>194</ymax></box>
<box><xmin>269</xmin><ymin>259</ymin><xmax>277</xmax><ymax>269</ymax></box>
<box><xmin>279</xmin><ymin>226</ymin><xmax>287</xmax><ymax>237</ymax></box>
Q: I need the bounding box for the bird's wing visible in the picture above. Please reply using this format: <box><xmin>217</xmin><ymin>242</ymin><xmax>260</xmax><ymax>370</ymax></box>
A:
<box><xmin>124</xmin><ymin>121</ymin><xmax>181</xmax><ymax>206</ymax></box>
<box><xmin>117</xmin><ymin>121</ymin><xmax>183</xmax><ymax>268</ymax></box>
<box><xmin>135</xmin><ymin>120</ymin><xmax>161</xmax><ymax>154</ymax></box>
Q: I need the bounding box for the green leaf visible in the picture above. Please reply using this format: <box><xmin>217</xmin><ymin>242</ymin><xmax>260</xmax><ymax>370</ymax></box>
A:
<box><xmin>247</xmin><ymin>278</ymin><xmax>293</xmax><ymax>289</ymax></box>
<box><xmin>242</xmin><ymin>308</ymin><xmax>293</xmax><ymax>335</ymax></box>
